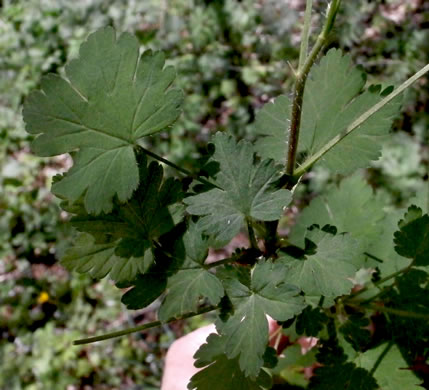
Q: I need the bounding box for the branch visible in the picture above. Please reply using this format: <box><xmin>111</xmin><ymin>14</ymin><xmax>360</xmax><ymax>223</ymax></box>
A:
<box><xmin>298</xmin><ymin>0</ymin><xmax>313</xmax><ymax>71</ymax></box>
<box><xmin>346</xmin><ymin>260</ymin><xmax>415</xmax><ymax>301</ymax></box>
<box><xmin>368</xmin><ymin>304</ymin><xmax>429</xmax><ymax>321</ymax></box>
<box><xmin>286</xmin><ymin>0</ymin><xmax>341</xmax><ymax>175</ymax></box>
<box><xmin>73</xmin><ymin>305</ymin><xmax>217</xmax><ymax>345</ymax></box>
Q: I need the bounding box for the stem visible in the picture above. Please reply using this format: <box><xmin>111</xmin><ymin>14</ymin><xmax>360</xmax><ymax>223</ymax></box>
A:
<box><xmin>247</xmin><ymin>219</ymin><xmax>259</xmax><ymax>249</ymax></box>
<box><xmin>347</xmin><ymin>260</ymin><xmax>415</xmax><ymax>301</ymax></box>
<box><xmin>375</xmin><ymin>261</ymin><xmax>415</xmax><ymax>285</ymax></box>
<box><xmin>286</xmin><ymin>0</ymin><xmax>341</xmax><ymax>175</ymax></box>
<box><xmin>294</xmin><ymin>62</ymin><xmax>429</xmax><ymax>177</ymax></box>
<box><xmin>363</xmin><ymin>252</ymin><xmax>384</xmax><ymax>263</ymax></box>
<box><xmin>264</xmin><ymin>220</ymin><xmax>280</xmax><ymax>258</ymax></box>
<box><xmin>368</xmin><ymin>304</ymin><xmax>429</xmax><ymax>321</ymax></box>
<box><xmin>369</xmin><ymin>341</ymin><xmax>393</xmax><ymax>376</ymax></box>
<box><xmin>73</xmin><ymin>305</ymin><xmax>217</xmax><ymax>345</ymax></box>
<box><xmin>137</xmin><ymin>145</ymin><xmax>220</xmax><ymax>189</ymax></box>
<box><xmin>298</xmin><ymin>0</ymin><xmax>313</xmax><ymax>71</ymax></box>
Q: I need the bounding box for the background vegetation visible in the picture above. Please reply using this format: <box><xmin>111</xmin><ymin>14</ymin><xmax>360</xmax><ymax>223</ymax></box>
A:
<box><xmin>1</xmin><ymin>0</ymin><xmax>428</xmax><ymax>389</ymax></box>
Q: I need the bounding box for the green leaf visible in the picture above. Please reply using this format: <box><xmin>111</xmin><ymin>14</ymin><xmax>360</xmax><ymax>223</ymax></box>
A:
<box><xmin>311</xmin><ymin>325</ymin><xmax>378</xmax><ymax>390</ymax></box>
<box><xmin>254</xmin><ymin>49</ymin><xmax>401</xmax><ymax>173</ymax></box>
<box><xmin>354</xmin><ymin>343</ymin><xmax>424</xmax><ymax>390</ymax></box>
<box><xmin>296</xmin><ymin>306</ymin><xmax>329</xmax><ymax>337</ymax></box>
<box><xmin>184</xmin><ymin>133</ymin><xmax>292</xmax><ymax>244</ymax></box>
<box><xmin>290</xmin><ymin>174</ymin><xmax>385</xmax><ymax>249</ymax></box>
<box><xmin>384</xmin><ymin>270</ymin><xmax>429</xmax><ymax>351</ymax></box>
<box><xmin>158</xmin><ymin>223</ymin><xmax>224</xmax><ymax>321</ymax></box>
<box><xmin>61</xmin><ymin>233</ymin><xmax>153</xmax><ymax>283</ymax></box>
<box><xmin>272</xmin><ymin>344</ymin><xmax>317</xmax><ymax>387</ymax></box>
<box><xmin>218</xmin><ymin>261</ymin><xmax>305</xmax><ymax>377</ymax></box>
<box><xmin>299</xmin><ymin>48</ymin><xmax>401</xmax><ymax>174</ymax></box>
<box><xmin>338</xmin><ymin>313</ymin><xmax>371</xmax><ymax>351</ymax></box>
<box><xmin>310</xmin><ymin>363</ymin><xmax>378</xmax><ymax>390</ymax></box>
<box><xmin>159</xmin><ymin>269</ymin><xmax>223</xmax><ymax>321</ymax></box>
<box><xmin>409</xmin><ymin>185</ymin><xmax>429</xmax><ymax>214</ymax></box>
<box><xmin>362</xmin><ymin>209</ymin><xmax>411</xmax><ymax>280</ymax></box>
<box><xmin>71</xmin><ymin>157</ymin><xmax>182</xmax><ymax>255</ymax></box>
<box><xmin>394</xmin><ymin>207</ymin><xmax>429</xmax><ymax>266</ymax></box>
<box><xmin>189</xmin><ymin>333</ymin><xmax>272</xmax><ymax>390</ymax></box>
<box><xmin>121</xmin><ymin>273</ymin><xmax>167</xmax><ymax>310</ymax></box>
<box><xmin>280</xmin><ymin>228</ymin><xmax>362</xmax><ymax>298</ymax></box>
<box><xmin>398</xmin><ymin>205</ymin><xmax>423</xmax><ymax>228</ymax></box>
<box><xmin>254</xmin><ymin>95</ymin><xmax>291</xmax><ymax>163</ymax></box>
<box><xmin>62</xmin><ymin>156</ymin><xmax>182</xmax><ymax>283</ymax></box>
<box><xmin>23</xmin><ymin>27</ymin><xmax>183</xmax><ymax>214</ymax></box>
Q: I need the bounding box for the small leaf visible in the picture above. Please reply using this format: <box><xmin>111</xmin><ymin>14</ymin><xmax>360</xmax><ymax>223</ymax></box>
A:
<box><xmin>394</xmin><ymin>207</ymin><xmax>429</xmax><ymax>266</ymax></box>
<box><xmin>185</xmin><ymin>133</ymin><xmax>292</xmax><ymax>244</ymax></box>
<box><xmin>311</xmin><ymin>326</ymin><xmax>378</xmax><ymax>390</ymax></box>
<box><xmin>159</xmin><ymin>269</ymin><xmax>223</xmax><ymax>321</ymax></box>
<box><xmin>384</xmin><ymin>270</ymin><xmax>429</xmax><ymax>351</ymax></box>
<box><xmin>299</xmin><ymin>48</ymin><xmax>401</xmax><ymax>174</ymax></box>
<box><xmin>310</xmin><ymin>363</ymin><xmax>378</xmax><ymax>390</ymax></box>
<box><xmin>219</xmin><ymin>260</ymin><xmax>305</xmax><ymax>377</ymax></box>
<box><xmin>409</xmin><ymin>185</ymin><xmax>429</xmax><ymax>214</ymax></box>
<box><xmin>354</xmin><ymin>343</ymin><xmax>424</xmax><ymax>390</ymax></box>
<box><xmin>254</xmin><ymin>49</ymin><xmax>401</xmax><ymax>174</ymax></box>
<box><xmin>23</xmin><ymin>27</ymin><xmax>183</xmax><ymax>214</ymax></box>
<box><xmin>289</xmin><ymin>174</ymin><xmax>385</xmax><ymax>249</ymax></box>
<box><xmin>398</xmin><ymin>205</ymin><xmax>423</xmax><ymax>228</ymax></box>
<box><xmin>61</xmin><ymin>233</ymin><xmax>152</xmax><ymax>283</ymax></box>
<box><xmin>121</xmin><ymin>274</ymin><xmax>167</xmax><ymax>310</ymax></box>
<box><xmin>62</xmin><ymin>155</ymin><xmax>182</xmax><ymax>283</ymax></box>
<box><xmin>158</xmin><ymin>223</ymin><xmax>224</xmax><ymax>321</ymax></box>
<box><xmin>281</xmin><ymin>228</ymin><xmax>362</xmax><ymax>298</ymax></box>
<box><xmin>254</xmin><ymin>95</ymin><xmax>291</xmax><ymax>163</ymax></box>
<box><xmin>189</xmin><ymin>333</ymin><xmax>272</xmax><ymax>390</ymax></box>
<box><xmin>296</xmin><ymin>306</ymin><xmax>329</xmax><ymax>337</ymax></box>
<box><xmin>338</xmin><ymin>313</ymin><xmax>371</xmax><ymax>351</ymax></box>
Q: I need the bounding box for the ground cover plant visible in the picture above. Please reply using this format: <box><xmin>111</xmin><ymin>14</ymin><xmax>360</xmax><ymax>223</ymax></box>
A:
<box><xmin>21</xmin><ymin>0</ymin><xmax>429</xmax><ymax>389</ymax></box>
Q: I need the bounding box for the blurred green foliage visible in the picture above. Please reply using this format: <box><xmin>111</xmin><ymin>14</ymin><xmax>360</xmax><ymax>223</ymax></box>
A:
<box><xmin>1</xmin><ymin>0</ymin><xmax>428</xmax><ymax>388</ymax></box>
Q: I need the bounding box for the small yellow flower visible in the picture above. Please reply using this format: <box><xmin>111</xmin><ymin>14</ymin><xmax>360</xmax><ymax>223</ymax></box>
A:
<box><xmin>37</xmin><ymin>291</ymin><xmax>50</xmax><ymax>304</ymax></box>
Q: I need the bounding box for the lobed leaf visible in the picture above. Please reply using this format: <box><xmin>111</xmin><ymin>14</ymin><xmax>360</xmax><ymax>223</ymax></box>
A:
<box><xmin>280</xmin><ymin>228</ymin><xmax>362</xmax><ymax>298</ymax></box>
<box><xmin>338</xmin><ymin>313</ymin><xmax>371</xmax><ymax>352</ymax></box>
<box><xmin>185</xmin><ymin>132</ymin><xmax>292</xmax><ymax>244</ymax></box>
<box><xmin>61</xmin><ymin>233</ymin><xmax>152</xmax><ymax>283</ymax></box>
<box><xmin>158</xmin><ymin>223</ymin><xmax>224</xmax><ymax>321</ymax></box>
<box><xmin>218</xmin><ymin>261</ymin><xmax>305</xmax><ymax>377</ymax></box>
<box><xmin>296</xmin><ymin>306</ymin><xmax>329</xmax><ymax>337</ymax></box>
<box><xmin>23</xmin><ymin>27</ymin><xmax>183</xmax><ymax>214</ymax></box>
<box><xmin>310</xmin><ymin>363</ymin><xmax>377</xmax><ymax>390</ymax></box>
<box><xmin>354</xmin><ymin>343</ymin><xmax>424</xmax><ymax>390</ymax></box>
<box><xmin>121</xmin><ymin>274</ymin><xmax>167</xmax><ymax>310</ymax></box>
<box><xmin>394</xmin><ymin>207</ymin><xmax>429</xmax><ymax>267</ymax></box>
<box><xmin>289</xmin><ymin>174</ymin><xmax>385</xmax><ymax>249</ymax></box>
<box><xmin>254</xmin><ymin>95</ymin><xmax>291</xmax><ymax>163</ymax></box>
<box><xmin>254</xmin><ymin>49</ymin><xmax>401</xmax><ymax>174</ymax></box>
<box><xmin>62</xmin><ymin>155</ymin><xmax>183</xmax><ymax>283</ymax></box>
<box><xmin>189</xmin><ymin>334</ymin><xmax>272</xmax><ymax>390</ymax></box>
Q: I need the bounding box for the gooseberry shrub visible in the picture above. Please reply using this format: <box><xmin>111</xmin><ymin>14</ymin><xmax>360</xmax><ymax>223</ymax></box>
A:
<box><xmin>23</xmin><ymin>1</ymin><xmax>429</xmax><ymax>389</ymax></box>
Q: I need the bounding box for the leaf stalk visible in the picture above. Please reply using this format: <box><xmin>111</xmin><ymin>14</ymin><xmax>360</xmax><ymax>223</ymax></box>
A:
<box><xmin>137</xmin><ymin>145</ymin><xmax>220</xmax><ymax>189</ymax></box>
